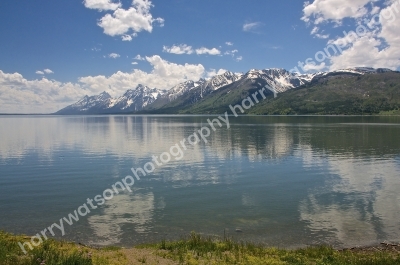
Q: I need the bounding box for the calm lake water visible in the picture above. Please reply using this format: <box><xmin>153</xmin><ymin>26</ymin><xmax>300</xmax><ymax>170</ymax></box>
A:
<box><xmin>1</xmin><ymin>115</ymin><xmax>400</xmax><ymax>248</ymax></box>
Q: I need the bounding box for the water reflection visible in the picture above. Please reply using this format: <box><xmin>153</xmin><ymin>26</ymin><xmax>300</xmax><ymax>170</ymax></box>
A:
<box><xmin>87</xmin><ymin>191</ymin><xmax>156</xmax><ymax>246</ymax></box>
<box><xmin>299</xmin><ymin>156</ymin><xmax>400</xmax><ymax>247</ymax></box>
<box><xmin>296</xmin><ymin>121</ymin><xmax>400</xmax><ymax>247</ymax></box>
<box><xmin>0</xmin><ymin>115</ymin><xmax>400</xmax><ymax>247</ymax></box>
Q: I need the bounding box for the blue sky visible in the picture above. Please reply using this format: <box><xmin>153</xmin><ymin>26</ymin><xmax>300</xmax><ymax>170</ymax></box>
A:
<box><xmin>0</xmin><ymin>0</ymin><xmax>399</xmax><ymax>113</ymax></box>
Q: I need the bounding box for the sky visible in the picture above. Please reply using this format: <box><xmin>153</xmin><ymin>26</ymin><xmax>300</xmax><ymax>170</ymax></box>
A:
<box><xmin>0</xmin><ymin>0</ymin><xmax>399</xmax><ymax>113</ymax></box>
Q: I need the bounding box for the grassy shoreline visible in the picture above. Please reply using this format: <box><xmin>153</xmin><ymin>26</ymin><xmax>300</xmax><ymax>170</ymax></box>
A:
<box><xmin>2</xmin><ymin>231</ymin><xmax>400</xmax><ymax>265</ymax></box>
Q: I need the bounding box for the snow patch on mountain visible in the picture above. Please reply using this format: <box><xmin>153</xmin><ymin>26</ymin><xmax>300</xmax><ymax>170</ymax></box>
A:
<box><xmin>245</xmin><ymin>68</ymin><xmax>308</xmax><ymax>93</ymax></box>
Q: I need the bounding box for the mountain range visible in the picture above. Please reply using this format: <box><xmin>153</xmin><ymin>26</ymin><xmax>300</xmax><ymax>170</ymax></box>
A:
<box><xmin>56</xmin><ymin>85</ymin><xmax>163</xmax><ymax>114</ymax></box>
<box><xmin>55</xmin><ymin>67</ymin><xmax>399</xmax><ymax>115</ymax></box>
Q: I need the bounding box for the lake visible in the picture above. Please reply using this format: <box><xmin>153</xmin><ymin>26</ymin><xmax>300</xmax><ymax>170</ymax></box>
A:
<box><xmin>0</xmin><ymin>115</ymin><xmax>400</xmax><ymax>249</ymax></box>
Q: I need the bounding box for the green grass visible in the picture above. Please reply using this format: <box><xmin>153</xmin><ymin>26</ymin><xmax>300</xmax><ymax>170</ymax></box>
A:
<box><xmin>141</xmin><ymin>232</ymin><xmax>400</xmax><ymax>265</ymax></box>
<box><xmin>0</xmin><ymin>231</ymin><xmax>92</xmax><ymax>265</ymax></box>
<box><xmin>3</xmin><ymin>231</ymin><xmax>400</xmax><ymax>265</ymax></box>
<box><xmin>0</xmin><ymin>231</ymin><xmax>127</xmax><ymax>265</ymax></box>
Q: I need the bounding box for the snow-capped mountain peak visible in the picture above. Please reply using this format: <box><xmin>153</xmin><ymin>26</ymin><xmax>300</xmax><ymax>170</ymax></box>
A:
<box><xmin>56</xmin><ymin>85</ymin><xmax>164</xmax><ymax>114</ymax></box>
<box><xmin>244</xmin><ymin>68</ymin><xmax>308</xmax><ymax>93</ymax></box>
<box><xmin>109</xmin><ymin>85</ymin><xmax>163</xmax><ymax>110</ymax></box>
<box><xmin>204</xmin><ymin>71</ymin><xmax>244</xmax><ymax>91</ymax></box>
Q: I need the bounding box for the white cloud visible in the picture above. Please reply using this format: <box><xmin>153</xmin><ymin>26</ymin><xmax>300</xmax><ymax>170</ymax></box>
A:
<box><xmin>131</xmin><ymin>62</ymin><xmax>138</xmax><ymax>65</ymax></box>
<box><xmin>36</xmin><ymin>69</ymin><xmax>53</xmax><ymax>75</ymax></box>
<box><xmin>206</xmin><ymin>69</ymin><xmax>227</xmax><ymax>78</ymax></box>
<box><xmin>304</xmin><ymin>61</ymin><xmax>327</xmax><ymax>71</ymax></box>
<box><xmin>83</xmin><ymin>0</ymin><xmax>121</xmax><ymax>11</ymax></box>
<box><xmin>311</xmin><ymin>26</ymin><xmax>319</xmax><ymax>35</ymax></box>
<box><xmin>329</xmin><ymin>1</ymin><xmax>400</xmax><ymax>70</ymax></box>
<box><xmin>154</xmin><ymin>17</ymin><xmax>165</xmax><ymax>27</ymax></box>
<box><xmin>243</xmin><ymin>22</ymin><xmax>262</xmax><ymax>32</ymax></box>
<box><xmin>226</xmin><ymin>42</ymin><xmax>234</xmax><ymax>46</ymax></box>
<box><xmin>302</xmin><ymin>0</ymin><xmax>372</xmax><ymax>24</ymax></box>
<box><xmin>122</xmin><ymin>35</ymin><xmax>132</xmax><ymax>41</ymax></box>
<box><xmin>329</xmin><ymin>34</ymin><xmax>400</xmax><ymax>70</ymax></box>
<box><xmin>134</xmin><ymin>54</ymin><xmax>145</xmax><ymax>61</ymax></box>
<box><xmin>121</xmin><ymin>34</ymin><xmax>137</xmax><ymax>41</ymax></box>
<box><xmin>163</xmin><ymin>45</ymin><xmax>224</xmax><ymax>56</ymax></box>
<box><xmin>108</xmin><ymin>53</ymin><xmax>120</xmax><ymax>59</ymax></box>
<box><xmin>163</xmin><ymin>44</ymin><xmax>194</xmax><ymax>55</ymax></box>
<box><xmin>79</xmin><ymin>55</ymin><xmax>205</xmax><ymax>95</ymax></box>
<box><xmin>371</xmin><ymin>5</ymin><xmax>381</xmax><ymax>15</ymax></box>
<box><xmin>96</xmin><ymin>0</ymin><xmax>164</xmax><ymax>37</ymax></box>
<box><xmin>0</xmin><ymin>71</ymin><xmax>85</xmax><ymax>113</ymax></box>
<box><xmin>300</xmin><ymin>0</ymin><xmax>400</xmax><ymax>71</ymax></box>
<box><xmin>236</xmin><ymin>56</ymin><xmax>243</xmax><ymax>62</ymax></box>
<box><xmin>195</xmin><ymin>47</ymin><xmax>221</xmax><ymax>55</ymax></box>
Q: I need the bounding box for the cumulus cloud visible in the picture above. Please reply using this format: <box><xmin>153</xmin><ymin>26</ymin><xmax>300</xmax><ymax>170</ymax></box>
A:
<box><xmin>329</xmin><ymin>1</ymin><xmax>400</xmax><ymax>70</ymax></box>
<box><xmin>195</xmin><ymin>47</ymin><xmax>221</xmax><ymax>55</ymax></box>
<box><xmin>304</xmin><ymin>61</ymin><xmax>327</xmax><ymax>71</ymax></box>
<box><xmin>36</xmin><ymin>71</ymin><xmax>44</xmax><ymax>75</ymax></box>
<box><xmin>79</xmin><ymin>55</ymin><xmax>205</xmax><ymax>95</ymax></box>
<box><xmin>95</xmin><ymin>0</ymin><xmax>164</xmax><ymax>38</ymax></box>
<box><xmin>0</xmin><ymin>71</ymin><xmax>85</xmax><ymax>114</ymax></box>
<box><xmin>225</xmin><ymin>42</ymin><xmax>233</xmax><ymax>46</ymax></box>
<box><xmin>83</xmin><ymin>0</ymin><xmax>121</xmax><ymax>11</ymax></box>
<box><xmin>300</xmin><ymin>0</ymin><xmax>400</xmax><ymax>71</ymax></box>
<box><xmin>236</xmin><ymin>56</ymin><xmax>243</xmax><ymax>62</ymax></box>
<box><xmin>108</xmin><ymin>53</ymin><xmax>120</xmax><ymax>59</ymax></box>
<box><xmin>302</xmin><ymin>0</ymin><xmax>372</xmax><ymax>24</ymax></box>
<box><xmin>131</xmin><ymin>62</ymin><xmax>138</xmax><ymax>65</ymax></box>
<box><xmin>206</xmin><ymin>69</ymin><xmax>227</xmax><ymax>78</ymax></box>
<box><xmin>243</xmin><ymin>22</ymin><xmax>262</xmax><ymax>32</ymax></box>
<box><xmin>163</xmin><ymin>44</ymin><xmax>194</xmax><ymax>55</ymax></box>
